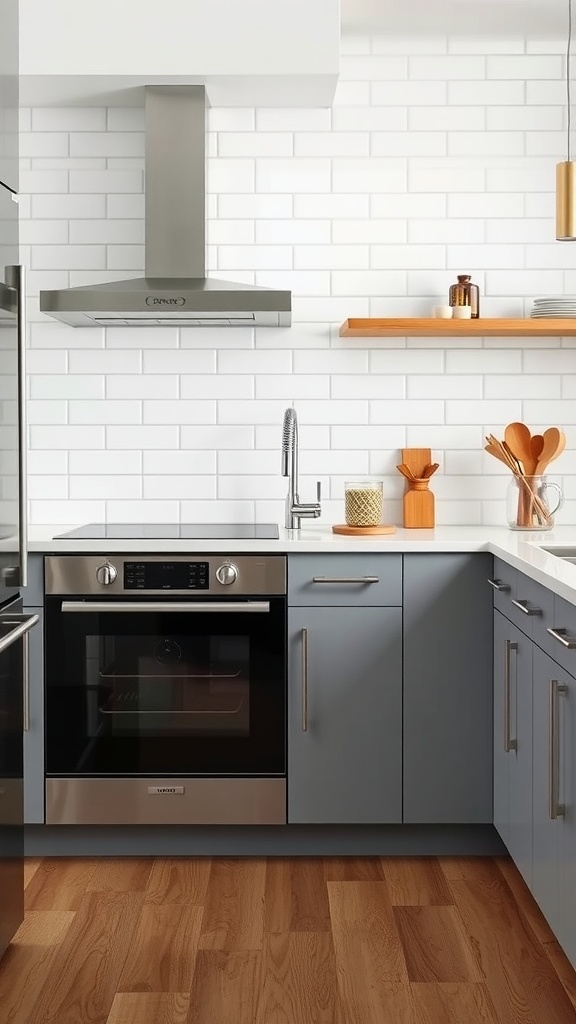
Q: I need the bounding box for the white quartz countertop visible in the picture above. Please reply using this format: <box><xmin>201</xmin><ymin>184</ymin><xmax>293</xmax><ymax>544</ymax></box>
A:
<box><xmin>22</xmin><ymin>522</ymin><xmax>576</xmax><ymax>607</ymax></box>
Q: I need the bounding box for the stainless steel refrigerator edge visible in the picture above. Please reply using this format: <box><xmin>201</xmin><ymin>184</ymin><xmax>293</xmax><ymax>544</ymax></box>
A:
<box><xmin>0</xmin><ymin>188</ymin><xmax>37</xmax><ymax>958</ymax></box>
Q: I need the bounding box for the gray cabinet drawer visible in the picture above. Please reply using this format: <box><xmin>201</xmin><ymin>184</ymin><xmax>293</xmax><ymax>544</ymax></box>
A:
<box><xmin>489</xmin><ymin>557</ymin><xmax>517</xmax><ymax>617</ymax></box>
<box><xmin>288</xmin><ymin>554</ymin><xmax>402</xmax><ymax>606</ymax></box>
<box><xmin>513</xmin><ymin>571</ymin><xmax>555</xmax><ymax>642</ymax></box>
<box><xmin>489</xmin><ymin>559</ymin><xmax>552</xmax><ymax>637</ymax></box>
<box><xmin>543</xmin><ymin>594</ymin><xmax>576</xmax><ymax>676</ymax></box>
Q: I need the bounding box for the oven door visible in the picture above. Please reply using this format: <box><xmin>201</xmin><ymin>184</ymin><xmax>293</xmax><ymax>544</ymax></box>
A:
<box><xmin>44</xmin><ymin>596</ymin><xmax>286</xmax><ymax>777</ymax></box>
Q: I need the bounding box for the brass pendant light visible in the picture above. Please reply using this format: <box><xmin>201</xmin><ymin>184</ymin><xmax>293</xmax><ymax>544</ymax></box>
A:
<box><xmin>557</xmin><ymin>0</ymin><xmax>576</xmax><ymax>239</ymax></box>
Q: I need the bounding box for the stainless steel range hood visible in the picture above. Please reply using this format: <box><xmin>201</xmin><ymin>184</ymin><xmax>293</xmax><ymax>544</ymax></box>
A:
<box><xmin>39</xmin><ymin>86</ymin><xmax>291</xmax><ymax>327</ymax></box>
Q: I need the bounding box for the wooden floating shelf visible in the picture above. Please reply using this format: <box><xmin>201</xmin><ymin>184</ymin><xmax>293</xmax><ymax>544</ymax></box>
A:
<box><xmin>339</xmin><ymin>317</ymin><xmax>576</xmax><ymax>337</ymax></box>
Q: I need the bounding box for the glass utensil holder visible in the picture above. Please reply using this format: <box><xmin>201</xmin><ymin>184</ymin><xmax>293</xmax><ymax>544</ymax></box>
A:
<box><xmin>506</xmin><ymin>475</ymin><xmax>563</xmax><ymax>531</ymax></box>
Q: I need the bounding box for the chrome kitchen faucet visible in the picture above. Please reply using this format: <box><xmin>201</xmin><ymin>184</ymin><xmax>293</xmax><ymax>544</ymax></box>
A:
<box><xmin>281</xmin><ymin>407</ymin><xmax>321</xmax><ymax>530</ymax></box>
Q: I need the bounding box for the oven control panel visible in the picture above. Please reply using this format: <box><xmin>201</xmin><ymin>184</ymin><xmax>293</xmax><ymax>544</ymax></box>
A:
<box><xmin>45</xmin><ymin>555</ymin><xmax>287</xmax><ymax>597</ymax></box>
<box><xmin>124</xmin><ymin>561</ymin><xmax>210</xmax><ymax>590</ymax></box>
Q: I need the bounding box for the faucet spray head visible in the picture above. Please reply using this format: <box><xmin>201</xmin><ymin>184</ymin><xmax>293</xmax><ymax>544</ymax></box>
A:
<box><xmin>281</xmin><ymin>406</ymin><xmax>297</xmax><ymax>477</ymax></box>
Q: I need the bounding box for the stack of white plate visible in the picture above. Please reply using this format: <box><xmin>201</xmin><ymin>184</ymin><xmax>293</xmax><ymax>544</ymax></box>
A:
<box><xmin>530</xmin><ymin>296</ymin><xmax>576</xmax><ymax>318</ymax></box>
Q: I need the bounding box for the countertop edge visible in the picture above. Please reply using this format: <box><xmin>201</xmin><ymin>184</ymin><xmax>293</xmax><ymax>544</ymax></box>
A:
<box><xmin>21</xmin><ymin>524</ymin><xmax>576</xmax><ymax>609</ymax></box>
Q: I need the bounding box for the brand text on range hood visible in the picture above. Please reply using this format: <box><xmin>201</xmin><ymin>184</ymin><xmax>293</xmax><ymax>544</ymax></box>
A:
<box><xmin>39</xmin><ymin>86</ymin><xmax>291</xmax><ymax>328</ymax></box>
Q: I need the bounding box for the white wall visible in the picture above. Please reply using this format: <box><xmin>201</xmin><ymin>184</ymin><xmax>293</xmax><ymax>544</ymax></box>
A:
<box><xmin>20</xmin><ymin>32</ymin><xmax>576</xmax><ymax>528</ymax></box>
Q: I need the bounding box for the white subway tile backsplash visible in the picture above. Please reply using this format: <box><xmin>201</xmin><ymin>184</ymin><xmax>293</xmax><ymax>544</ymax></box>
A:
<box><xmin>447</xmin><ymin>80</ymin><xmax>525</xmax><ymax>105</ymax></box>
<box><xmin>486</xmin><ymin>55</ymin><xmax>562</xmax><ymax>79</ymax></box>
<box><xmin>408</xmin><ymin>106</ymin><xmax>485</xmax><ymax>131</ymax></box>
<box><xmin>256</xmin><ymin>109</ymin><xmax>330</xmax><ymax>131</ymax></box>
<box><xmin>143</xmin><ymin>450</ymin><xmax>216</xmax><ymax>475</ymax></box>
<box><xmin>255</xmin><ymin>220</ymin><xmax>330</xmax><ymax>245</ymax></box>
<box><xmin>407</xmin><ymin>375</ymin><xmax>482</xmax><ymax>399</ymax></box>
<box><xmin>32</xmin><ymin>107</ymin><xmax>106</xmax><ymax>131</ymax></box>
<box><xmin>448</xmin><ymin>132</ymin><xmax>524</xmax><ymax>157</ymax></box>
<box><xmin>180</xmin><ymin>426</ymin><xmax>254</xmax><ymax>450</ymax></box>
<box><xmin>22</xmin><ymin>33</ymin><xmax>576</xmax><ymax>528</ymax></box>
<box><xmin>142</xmin><ymin>401</ymin><xmax>216</xmax><ymax>425</ymax></box>
<box><xmin>409</xmin><ymin>55</ymin><xmax>485</xmax><ymax>79</ymax></box>
<box><xmin>30</xmin><ymin>425</ymin><xmax>105</xmax><ymax>449</ymax></box>
<box><xmin>256</xmin><ymin>159</ymin><xmax>330</xmax><ymax>194</ymax></box>
<box><xmin>218</xmin><ymin>133</ymin><xmax>293</xmax><ymax>157</ymax></box>
<box><xmin>255</xmin><ymin>375</ymin><xmax>329</xmax><ymax>399</ymax></box>
<box><xmin>294</xmin><ymin>194</ymin><xmax>369</xmax><ymax>218</ymax></box>
<box><xmin>331</xmin><ymin>270</ymin><xmax>407</xmax><ymax>296</ymax></box>
<box><xmin>69</xmin><ymin>170</ymin><xmax>143</xmax><ymax>193</ymax></box>
<box><xmin>333</xmin><ymin>157</ymin><xmax>406</xmax><ymax>193</ymax></box>
<box><xmin>295</xmin><ymin>133</ymin><xmax>370</xmax><ymax>157</ymax></box>
<box><xmin>27</xmin><ymin>400</ymin><xmax>67</xmax><ymax>424</ymax></box>
<box><xmin>20</xmin><ymin>220</ymin><xmax>68</xmax><ymax>245</ymax></box>
<box><xmin>143</xmin><ymin>476</ymin><xmax>216</xmax><ymax>499</ymax></box>
<box><xmin>69</xmin><ymin>219</ymin><xmax>144</xmax><ymax>244</ymax></box>
<box><xmin>332</xmin><ymin>107</ymin><xmax>407</xmax><ymax>132</ymax></box>
<box><xmin>341</xmin><ymin>55</ymin><xmax>408</xmax><ymax>80</ymax></box>
<box><xmin>143</xmin><ymin>351</ymin><xmax>216</xmax><ymax>374</ymax></box>
<box><xmin>372</xmin><ymin>81</ymin><xmax>447</xmax><ymax>105</ymax></box>
<box><xmin>446</xmin><ymin>399</ymin><xmax>523</xmax><ymax>424</ymax></box>
<box><xmin>70</xmin><ymin>475</ymin><xmax>141</xmax><ymax>499</ymax></box>
<box><xmin>69</xmin><ymin>350</ymin><xmax>140</xmax><ymax>373</ymax></box>
<box><xmin>20</xmin><ymin>133</ymin><xmax>69</xmax><ymax>157</ymax></box>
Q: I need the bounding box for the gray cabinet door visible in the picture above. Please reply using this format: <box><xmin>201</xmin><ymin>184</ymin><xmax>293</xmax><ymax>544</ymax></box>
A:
<box><xmin>288</xmin><ymin>606</ymin><xmax>402</xmax><ymax>824</ymax></box>
<box><xmin>497</xmin><ymin>615</ymin><xmax>533</xmax><ymax>887</ymax></box>
<box><xmin>403</xmin><ymin>554</ymin><xmax>493</xmax><ymax>823</ymax></box>
<box><xmin>23</xmin><ymin>607</ymin><xmax>44</xmax><ymax>824</ymax></box>
<box><xmin>560</xmin><ymin>659</ymin><xmax>576</xmax><ymax>966</ymax></box>
<box><xmin>532</xmin><ymin>646</ymin><xmax>563</xmax><ymax>943</ymax></box>
<box><xmin>0</xmin><ymin>0</ymin><xmax>18</xmax><ymax>192</ymax></box>
<box><xmin>493</xmin><ymin>610</ymin><xmax>510</xmax><ymax>845</ymax></box>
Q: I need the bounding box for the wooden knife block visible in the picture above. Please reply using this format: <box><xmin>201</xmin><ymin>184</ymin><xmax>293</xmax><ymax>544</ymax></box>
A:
<box><xmin>401</xmin><ymin>448</ymin><xmax>435</xmax><ymax>528</ymax></box>
<box><xmin>403</xmin><ymin>479</ymin><xmax>435</xmax><ymax>528</ymax></box>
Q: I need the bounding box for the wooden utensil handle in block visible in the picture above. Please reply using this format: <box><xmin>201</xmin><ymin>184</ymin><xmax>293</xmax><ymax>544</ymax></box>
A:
<box><xmin>402</xmin><ymin>447</ymin><xmax>432</xmax><ymax>480</ymax></box>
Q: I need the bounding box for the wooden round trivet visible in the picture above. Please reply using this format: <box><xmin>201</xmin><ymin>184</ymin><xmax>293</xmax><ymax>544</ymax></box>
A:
<box><xmin>331</xmin><ymin>524</ymin><xmax>396</xmax><ymax>536</ymax></box>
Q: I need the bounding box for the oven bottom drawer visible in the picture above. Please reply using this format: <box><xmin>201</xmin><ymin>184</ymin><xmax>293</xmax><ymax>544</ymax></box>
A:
<box><xmin>45</xmin><ymin>777</ymin><xmax>286</xmax><ymax>825</ymax></box>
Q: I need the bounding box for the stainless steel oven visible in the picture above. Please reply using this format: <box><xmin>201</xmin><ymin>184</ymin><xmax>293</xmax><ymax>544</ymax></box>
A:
<box><xmin>44</xmin><ymin>554</ymin><xmax>286</xmax><ymax>825</ymax></box>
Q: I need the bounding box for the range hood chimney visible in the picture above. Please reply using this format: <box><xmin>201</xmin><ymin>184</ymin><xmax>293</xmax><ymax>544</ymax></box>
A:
<box><xmin>39</xmin><ymin>86</ymin><xmax>291</xmax><ymax>327</ymax></box>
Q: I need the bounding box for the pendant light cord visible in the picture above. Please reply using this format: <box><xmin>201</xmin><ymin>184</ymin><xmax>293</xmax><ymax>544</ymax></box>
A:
<box><xmin>568</xmin><ymin>0</ymin><xmax>573</xmax><ymax>162</ymax></box>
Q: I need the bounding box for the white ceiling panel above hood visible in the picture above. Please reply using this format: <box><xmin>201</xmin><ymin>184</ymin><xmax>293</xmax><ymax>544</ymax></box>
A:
<box><xmin>20</xmin><ymin>0</ymin><xmax>340</xmax><ymax>107</ymax></box>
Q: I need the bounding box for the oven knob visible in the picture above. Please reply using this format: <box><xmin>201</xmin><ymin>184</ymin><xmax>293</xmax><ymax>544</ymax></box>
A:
<box><xmin>96</xmin><ymin>561</ymin><xmax>118</xmax><ymax>586</ymax></box>
<box><xmin>216</xmin><ymin>562</ymin><xmax>238</xmax><ymax>586</ymax></box>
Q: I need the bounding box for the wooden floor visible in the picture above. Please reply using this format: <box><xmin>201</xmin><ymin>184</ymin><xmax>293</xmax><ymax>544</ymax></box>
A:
<box><xmin>1</xmin><ymin>856</ymin><xmax>576</xmax><ymax>1023</ymax></box>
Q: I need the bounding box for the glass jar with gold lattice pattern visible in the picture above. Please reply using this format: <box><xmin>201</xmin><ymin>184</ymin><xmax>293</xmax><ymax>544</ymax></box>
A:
<box><xmin>344</xmin><ymin>480</ymin><xmax>383</xmax><ymax>527</ymax></box>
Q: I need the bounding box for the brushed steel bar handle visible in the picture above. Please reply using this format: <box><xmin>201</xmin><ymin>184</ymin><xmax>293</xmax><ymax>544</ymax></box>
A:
<box><xmin>61</xmin><ymin>601</ymin><xmax>270</xmax><ymax>614</ymax></box>
<box><xmin>7</xmin><ymin>265</ymin><xmax>28</xmax><ymax>587</ymax></box>
<box><xmin>301</xmin><ymin>627</ymin><xmax>308</xmax><ymax>733</ymax></box>
<box><xmin>547</xmin><ymin>627</ymin><xmax>576</xmax><ymax>649</ymax></box>
<box><xmin>0</xmin><ymin>613</ymin><xmax>38</xmax><ymax>655</ymax></box>
<box><xmin>311</xmin><ymin>576</ymin><xmax>379</xmax><ymax>584</ymax></box>
<box><xmin>488</xmin><ymin>578</ymin><xmax>511</xmax><ymax>592</ymax></box>
<box><xmin>504</xmin><ymin>639</ymin><xmax>518</xmax><ymax>753</ymax></box>
<box><xmin>23</xmin><ymin>629</ymin><xmax>30</xmax><ymax>732</ymax></box>
<box><xmin>511</xmin><ymin>598</ymin><xmax>542</xmax><ymax>616</ymax></box>
<box><xmin>549</xmin><ymin>679</ymin><xmax>568</xmax><ymax>819</ymax></box>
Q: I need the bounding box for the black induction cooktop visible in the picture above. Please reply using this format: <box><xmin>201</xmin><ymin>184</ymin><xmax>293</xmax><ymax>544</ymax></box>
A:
<box><xmin>54</xmin><ymin>523</ymin><xmax>280</xmax><ymax>541</ymax></box>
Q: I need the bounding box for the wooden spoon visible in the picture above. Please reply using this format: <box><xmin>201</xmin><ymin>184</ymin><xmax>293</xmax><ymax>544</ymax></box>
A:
<box><xmin>535</xmin><ymin>427</ymin><xmax>562</xmax><ymax>475</ymax></box>
<box><xmin>396</xmin><ymin>464</ymin><xmax>416</xmax><ymax>481</ymax></box>
<box><xmin>504</xmin><ymin>421</ymin><xmax>532</xmax><ymax>470</ymax></box>
<box><xmin>484</xmin><ymin>443</ymin><xmax>510</xmax><ymax>467</ymax></box>
<box><xmin>530</xmin><ymin>434</ymin><xmax>544</xmax><ymax>467</ymax></box>
<box><xmin>423</xmin><ymin>462</ymin><xmax>440</xmax><ymax>478</ymax></box>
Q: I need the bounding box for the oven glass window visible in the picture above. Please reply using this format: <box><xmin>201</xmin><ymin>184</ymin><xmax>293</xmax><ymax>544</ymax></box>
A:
<box><xmin>45</xmin><ymin>600</ymin><xmax>286</xmax><ymax>777</ymax></box>
<box><xmin>89</xmin><ymin>633</ymin><xmax>250</xmax><ymax>737</ymax></box>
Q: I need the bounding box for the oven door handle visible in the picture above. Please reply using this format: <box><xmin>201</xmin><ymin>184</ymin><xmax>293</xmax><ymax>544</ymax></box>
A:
<box><xmin>0</xmin><ymin>613</ymin><xmax>39</xmax><ymax>654</ymax></box>
<box><xmin>60</xmin><ymin>601</ymin><xmax>271</xmax><ymax>613</ymax></box>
